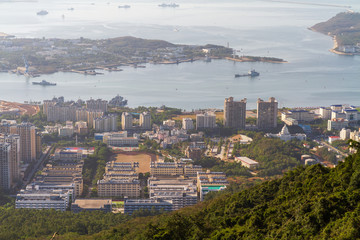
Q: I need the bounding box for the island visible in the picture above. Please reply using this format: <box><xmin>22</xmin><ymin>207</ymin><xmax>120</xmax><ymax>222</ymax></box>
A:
<box><xmin>226</xmin><ymin>56</ymin><xmax>287</xmax><ymax>63</ymax></box>
<box><xmin>310</xmin><ymin>12</ymin><xmax>360</xmax><ymax>55</ymax></box>
<box><xmin>0</xmin><ymin>36</ymin><xmax>286</xmax><ymax>76</ymax></box>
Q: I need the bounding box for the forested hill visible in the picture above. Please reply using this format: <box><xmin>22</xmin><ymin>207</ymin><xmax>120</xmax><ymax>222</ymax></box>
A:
<box><xmin>74</xmin><ymin>141</ymin><xmax>360</xmax><ymax>240</ymax></box>
<box><xmin>311</xmin><ymin>12</ymin><xmax>360</xmax><ymax>46</ymax></box>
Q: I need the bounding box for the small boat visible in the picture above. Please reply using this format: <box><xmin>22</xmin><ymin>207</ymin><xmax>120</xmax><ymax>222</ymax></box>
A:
<box><xmin>37</xmin><ymin>10</ymin><xmax>48</xmax><ymax>15</ymax></box>
<box><xmin>158</xmin><ymin>3</ymin><xmax>179</xmax><ymax>7</ymax></box>
<box><xmin>32</xmin><ymin>80</ymin><xmax>56</xmax><ymax>86</ymax></box>
<box><xmin>235</xmin><ymin>69</ymin><xmax>260</xmax><ymax>78</ymax></box>
<box><xmin>118</xmin><ymin>5</ymin><xmax>130</xmax><ymax>8</ymax></box>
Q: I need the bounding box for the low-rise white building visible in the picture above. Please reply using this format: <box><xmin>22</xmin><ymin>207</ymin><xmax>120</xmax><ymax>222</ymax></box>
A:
<box><xmin>265</xmin><ymin>125</ymin><xmax>306</xmax><ymax>142</ymax></box>
<box><xmin>235</xmin><ymin>157</ymin><xmax>259</xmax><ymax>169</ymax></box>
<box><xmin>319</xmin><ymin>107</ymin><xmax>332</xmax><ymax>120</ymax></box>
<box><xmin>339</xmin><ymin>128</ymin><xmax>351</xmax><ymax>140</ymax></box>
<box><xmin>102</xmin><ymin>131</ymin><xmax>138</xmax><ymax>147</ymax></box>
<box><xmin>282</xmin><ymin>110</ymin><xmax>315</xmax><ymax>122</ymax></box>
<box><xmin>15</xmin><ymin>187</ymin><xmax>71</xmax><ymax>211</ymax></box>
<box><xmin>327</xmin><ymin>118</ymin><xmax>349</xmax><ymax>131</ymax></box>
<box><xmin>182</xmin><ymin>118</ymin><xmax>194</xmax><ymax>130</ymax></box>
<box><xmin>148</xmin><ymin>177</ymin><xmax>198</xmax><ymax>210</ymax></box>
<box><xmin>328</xmin><ymin>136</ymin><xmax>341</xmax><ymax>144</ymax></box>
<box><xmin>54</xmin><ymin>147</ymin><xmax>94</xmax><ymax>161</ymax></box>
<box><xmin>197</xmin><ymin>170</ymin><xmax>229</xmax><ymax>201</ymax></box>
<box><xmin>58</xmin><ymin>126</ymin><xmax>74</xmax><ymax>137</ymax></box>
<box><xmin>196</xmin><ymin>112</ymin><xmax>216</xmax><ymax>129</ymax></box>
<box><xmin>163</xmin><ymin>119</ymin><xmax>176</xmax><ymax>128</ymax></box>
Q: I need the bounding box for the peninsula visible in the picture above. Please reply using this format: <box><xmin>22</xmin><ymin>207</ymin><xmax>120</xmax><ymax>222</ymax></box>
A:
<box><xmin>0</xmin><ymin>36</ymin><xmax>286</xmax><ymax>76</ymax></box>
<box><xmin>310</xmin><ymin>12</ymin><xmax>360</xmax><ymax>55</ymax></box>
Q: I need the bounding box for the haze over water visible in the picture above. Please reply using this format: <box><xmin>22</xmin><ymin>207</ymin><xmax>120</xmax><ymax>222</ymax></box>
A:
<box><xmin>0</xmin><ymin>0</ymin><xmax>359</xmax><ymax>110</ymax></box>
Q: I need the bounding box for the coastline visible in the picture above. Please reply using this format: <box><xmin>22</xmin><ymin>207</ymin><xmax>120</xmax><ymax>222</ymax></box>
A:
<box><xmin>329</xmin><ymin>36</ymin><xmax>354</xmax><ymax>56</ymax></box>
<box><xmin>225</xmin><ymin>57</ymin><xmax>287</xmax><ymax>64</ymax></box>
<box><xmin>309</xmin><ymin>27</ymin><xmax>356</xmax><ymax>56</ymax></box>
<box><xmin>9</xmin><ymin>55</ymin><xmax>288</xmax><ymax>77</ymax></box>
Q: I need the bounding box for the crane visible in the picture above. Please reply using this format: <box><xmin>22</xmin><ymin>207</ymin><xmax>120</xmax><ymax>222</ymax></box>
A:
<box><xmin>22</xmin><ymin>55</ymin><xmax>29</xmax><ymax>74</ymax></box>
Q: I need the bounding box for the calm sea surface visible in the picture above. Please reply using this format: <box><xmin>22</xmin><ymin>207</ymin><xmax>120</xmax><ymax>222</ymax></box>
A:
<box><xmin>0</xmin><ymin>0</ymin><xmax>359</xmax><ymax>109</ymax></box>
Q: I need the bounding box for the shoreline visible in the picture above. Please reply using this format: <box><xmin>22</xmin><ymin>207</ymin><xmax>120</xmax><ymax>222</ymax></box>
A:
<box><xmin>309</xmin><ymin>27</ymin><xmax>357</xmax><ymax>56</ymax></box>
<box><xmin>9</xmin><ymin>55</ymin><xmax>288</xmax><ymax>77</ymax></box>
<box><xmin>329</xmin><ymin>36</ymin><xmax>355</xmax><ymax>56</ymax></box>
<box><xmin>225</xmin><ymin>57</ymin><xmax>287</xmax><ymax>64</ymax></box>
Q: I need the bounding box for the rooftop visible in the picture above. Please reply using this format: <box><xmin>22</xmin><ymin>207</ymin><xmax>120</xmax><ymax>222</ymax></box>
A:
<box><xmin>73</xmin><ymin>199</ymin><xmax>112</xmax><ymax>209</ymax></box>
<box><xmin>235</xmin><ymin>156</ymin><xmax>259</xmax><ymax>165</ymax></box>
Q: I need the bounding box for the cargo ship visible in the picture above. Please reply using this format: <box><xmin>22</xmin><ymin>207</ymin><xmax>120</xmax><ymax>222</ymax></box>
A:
<box><xmin>32</xmin><ymin>80</ymin><xmax>56</xmax><ymax>86</ymax></box>
<box><xmin>235</xmin><ymin>69</ymin><xmax>260</xmax><ymax>78</ymax></box>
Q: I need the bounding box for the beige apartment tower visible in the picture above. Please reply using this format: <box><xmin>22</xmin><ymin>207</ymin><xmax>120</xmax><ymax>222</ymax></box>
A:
<box><xmin>224</xmin><ymin>97</ymin><xmax>247</xmax><ymax>129</ymax></box>
<box><xmin>121</xmin><ymin>112</ymin><xmax>133</xmax><ymax>130</ymax></box>
<box><xmin>17</xmin><ymin>123</ymin><xmax>37</xmax><ymax>163</ymax></box>
<box><xmin>257</xmin><ymin>97</ymin><xmax>278</xmax><ymax>130</ymax></box>
<box><xmin>140</xmin><ymin>112</ymin><xmax>151</xmax><ymax>130</ymax></box>
<box><xmin>0</xmin><ymin>135</ymin><xmax>21</xmax><ymax>188</ymax></box>
<box><xmin>0</xmin><ymin>142</ymin><xmax>11</xmax><ymax>189</ymax></box>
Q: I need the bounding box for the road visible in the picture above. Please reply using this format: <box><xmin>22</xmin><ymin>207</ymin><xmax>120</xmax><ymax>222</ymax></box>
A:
<box><xmin>321</xmin><ymin>141</ymin><xmax>348</xmax><ymax>158</ymax></box>
<box><xmin>23</xmin><ymin>145</ymin><xmax>53</xmax><ymax>186</ymax></box>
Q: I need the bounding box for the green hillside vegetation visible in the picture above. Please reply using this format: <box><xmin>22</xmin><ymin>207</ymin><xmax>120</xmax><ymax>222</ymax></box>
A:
<box><xmin>0</xmin><ymin>207</ymin><xmax>129</xmax><ymax>240</ymax></box>
<box><xmin>64</xmin><ymin>140</ymin><xmax>360</xmax><ymax>240</ymax></box>
<box><xmin>234</xmin><ymin>133</ymin><xmax>307</xmax><ymax>177</ymax></box>
<box><xmin>311</xmin><ymin>12</ymin><xmax>360</xmax><ymax>46</ymax></box>
<box><xmin>106</xmin><ymin>36</ymin><xmax>176</xmax><ymax>49</ymax></box>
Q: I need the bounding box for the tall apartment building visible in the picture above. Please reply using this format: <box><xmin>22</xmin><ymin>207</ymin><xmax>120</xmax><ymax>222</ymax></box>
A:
<box><xmin>43</xmin><ymin>97</ymin><xmax>87</xmax><ymax>122</ymax></box>
<box><xmin>0</xmin><ymin>142</ymin><xmax>11</xmax><ymax>189</ymax></box>
<box><xmin>86</xmin><ymin>99</ymin><xmax>108</xmax><ymax>113</ymax></box>
<box><xmin>257</xmin><ymin>97</ymin><xmax>278</xmax><ymax>130</ymax></box>
<box><xmin>76</xmin><ymin>109</ymin><xmax>104</xmax><ymax>129</ymax></box>
<box><xmin>94</xmin><ymin>114</ymin><xmax>118</xmax><ymax>132</ymax></box>
<box><xmin>36</xmin><ymin>133</ymin><xmax>42</xmax><ymax>159</ymax></box>
<box><xmin>224</xmin><ymin>97</ymin><xmax>247</xmax><ymax>129</ymax></box>
<box><xmin>1</xmin><ymin>121</ymin><xmax>40</xmax><ymax>165</ymax></box>
<box><xmin>121</xmin><ymin>112</ymin><xmax>133</xmax><ymax>130</ymax></box>
<box><xmin>196</xmin><ymin>112</ymin><xmax>216</xmax><ymax>129</ymax></box>
<box><xmin>182</xmin><ymin>118</ymin><xmax>194</xmax><ymax>130</ymax></box>
<box><xmin>76</xmin><ymin>109</ymin><xmax>88</xmax><ymax>122</ymax></box>
<box><xmin>0</xmin><ymin>134</ymin><xmax>20</xmax><ymax>188</ymax></box>
<box><xmin>0</xmin><ymin>119</ymin><xmax>17</xmax><ymax>134</ymax></box>
<box><xmin>87</xmin><ymin>110</ymin><xmax>104</xmax><ymax>129</ymax></box>
<box><xmin>47</xmin><ymin>105</ymin><xmax>77</xmax><ymax>122</ymax></box>
<box><xmin>140</xmin><ymin>112</ymin><xmax>151</xmax><ymax>130</ymax></box>
<box><xmin>17</xmin><ymin>123</ymin><xmax>37</xmax><ymax>163</ymax></box>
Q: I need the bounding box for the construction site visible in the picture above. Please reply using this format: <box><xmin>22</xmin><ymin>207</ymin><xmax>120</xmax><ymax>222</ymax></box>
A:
<box><xmin>0</xmin><ymin>100</ymin><xmax>40</xmax><ymax>116</ymax></box>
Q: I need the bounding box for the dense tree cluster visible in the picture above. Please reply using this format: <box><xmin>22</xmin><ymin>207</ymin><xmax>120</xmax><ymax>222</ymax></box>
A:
<box><xmin>82</xmin><ymin>143</ymin><xmax>112</xmax><ymax>196</ymax></box>
<box><xmin>0</xmin><ymin>208</ymin><xmax>128</xmax><ymax>240</ymax></box>
<box><xmin>316</xmin><ymin>147</ymin><xmax>337</xmax><ymax>164</ymax></box>
<box><xmin>236</xmin><ymin>134</ymin><xmax>307</xmax><ymax>176</ymax></box>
